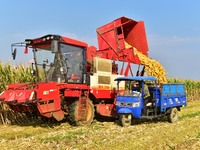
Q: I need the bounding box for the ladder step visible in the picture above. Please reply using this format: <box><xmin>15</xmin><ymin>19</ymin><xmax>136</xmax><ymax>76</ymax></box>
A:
<box><xmin>78</xmin><ymin>93</ymin><xmax>89</xmax><ymax>121</ymax></box>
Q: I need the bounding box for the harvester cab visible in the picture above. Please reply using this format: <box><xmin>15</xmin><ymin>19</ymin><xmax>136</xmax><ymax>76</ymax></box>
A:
<box><xmin>11</xmin><ymin>35</ymin><xmax>87</xmax><ymax>84</ymax></box>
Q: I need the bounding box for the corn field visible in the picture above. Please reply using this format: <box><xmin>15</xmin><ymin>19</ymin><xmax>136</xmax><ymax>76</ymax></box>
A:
<box><xmin>0</xmin><ymin>62</ymin><xmax>35</xmax><ymax>92</ymax></box>
<box><xmin>167</xmin><ymin>78</ymin><xmax>200</xmax><ymax>101</ymax></box>
<box><xmin>0</xmin><ymin>62</ymin><xmax>199</xmax><ymax>98</ymax></box>
<box><xmin>0</xmin><ymin>62</ymin><xmax>200</xmax><ymax>125</ymax></box>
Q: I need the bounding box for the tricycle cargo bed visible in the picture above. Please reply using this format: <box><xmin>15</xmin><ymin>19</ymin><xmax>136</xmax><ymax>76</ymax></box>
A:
<box><xmin>159</xmin><ymin>84</ymin><xmax>187</xmax><ymax>112</ymax></box>
<box><xmin>161</xmin><ymin>84</ymin><xmax>185</xmax><ymax>95</ymax></box>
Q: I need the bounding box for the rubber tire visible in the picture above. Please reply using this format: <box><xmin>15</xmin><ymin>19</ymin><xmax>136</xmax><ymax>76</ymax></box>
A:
<box><xmin>119</xmin><ymin>114</ymin><xmax>132</xmax><ymax>127</ymax></box>
<box><xmin>67</xmin><ymin>100</ymin><xmax>94</xmax><ymax>126</ymax></box>
<box><xmin>167</xmin><ymin>107</ymin><xmax>178</xmax><ymax>123</ymax></box>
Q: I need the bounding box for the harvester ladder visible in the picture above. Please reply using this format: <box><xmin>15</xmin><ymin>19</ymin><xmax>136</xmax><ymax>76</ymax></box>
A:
<box><xmin>78</xmin><ymin>91</ymin><xmax>89</xmax><ymax>121</ymax></box>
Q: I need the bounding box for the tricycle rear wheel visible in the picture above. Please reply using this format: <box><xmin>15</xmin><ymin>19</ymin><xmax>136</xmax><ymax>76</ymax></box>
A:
<box><xmin>167</xmin><ymin>107</ymin><xmax>178</xmax><ymax>123</ymax></box>
<box><xmin>119</xmin><ymin>114</ymin><xmax>132</xmax><ymax>127</ymax></box>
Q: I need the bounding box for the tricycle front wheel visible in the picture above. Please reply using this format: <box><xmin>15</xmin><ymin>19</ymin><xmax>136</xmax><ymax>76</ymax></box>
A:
<box><xmin>119</xmin><ymin>114</ymin><xmax>132</xmax><ymax>127</ymax></box>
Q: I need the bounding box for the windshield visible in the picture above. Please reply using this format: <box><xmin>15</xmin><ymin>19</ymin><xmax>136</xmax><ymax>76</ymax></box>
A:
<box><xmin>118</xmin><ymin>89</ymin><xmax>141</xmax><ymax>97</ymax></box>
<box><xmin>33</xmin><ymin>42</ymin><xmax>85</xmax><ymax>83</ymax></box>
<box><xmin>117</xmin><ymin>80</ymin><xmax>141</xmax><ymax>97</ymax></box>
<box><xmin>34</xmin><ymin>47</ymin><xmax>65</xmax><ymax>82</ymax></box>
<box><xmin>60</xmin><ymin>43</ymin><xmax>85</xmax><ymax>84</ymax></box>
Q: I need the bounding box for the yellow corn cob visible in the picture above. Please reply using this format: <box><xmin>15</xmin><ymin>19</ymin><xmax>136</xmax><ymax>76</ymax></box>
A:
<box><xmin>125</xmin><ymin>42</ymin><xmax>167</xmax><ymax>83</ymax></box>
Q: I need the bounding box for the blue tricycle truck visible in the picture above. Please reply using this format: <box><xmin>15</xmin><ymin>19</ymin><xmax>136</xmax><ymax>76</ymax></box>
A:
<box><xmin>114</xmin><ymin>76</ymin><xmax>187</xmax><ymax>127</ymax></box>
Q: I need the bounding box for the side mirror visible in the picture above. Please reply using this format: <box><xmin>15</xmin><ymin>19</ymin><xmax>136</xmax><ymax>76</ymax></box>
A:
<box><xmin>12</xmin><ymin>48</ymin><xmax>17</xmax><ymax>60</ymax></box>
<box><xmin>51</xmin><ymin>40</ymin><xmax>58</xmax><ymax>53</ymax></box>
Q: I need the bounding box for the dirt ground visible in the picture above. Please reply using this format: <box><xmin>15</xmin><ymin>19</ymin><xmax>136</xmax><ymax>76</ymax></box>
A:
<box><xmin>0</xmin><ymin>100</ymin><xmax>200</xmax><ymax>150</ymax></box>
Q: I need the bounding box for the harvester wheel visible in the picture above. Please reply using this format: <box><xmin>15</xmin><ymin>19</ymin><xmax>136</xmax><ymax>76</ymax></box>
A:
<box><xmin>167</xmin><ymin>107</ymin><xmax>178</xmax><ymax>123</ymax></box>
<box><xmin>67</xmin><ymin>100</ymin><xmax>94</xmax><ymax>126</ymax></box>
<box><xmin>119</xmin><ymin>114</ymin><xmax>132</xmax><ymax>127</ymax></box>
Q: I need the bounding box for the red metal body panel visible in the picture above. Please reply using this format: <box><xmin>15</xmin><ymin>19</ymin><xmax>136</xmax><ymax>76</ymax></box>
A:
<box><xmin>0</xmin><ymin>83</ymin><xmax>34</xmax><ymax>103</ymax></box>
<box><xmin>97</xmin><ymin>16</ymin><xmax>148</xmax><ymax>56</ymax></box>
<box><xmin>125</xmin><ymin>21</ymin><xmax>148</xmax><ymax>56</ymax></box>
<box><xmin>90</xmin><ymin>89</ymin><xmax>116</xmax><ymax>99</ymax></box>
<box><xmin>87</xmin><ymin>17</ymin><xmax>148</xmax><ymax>66</ymax></box>
<box><xmin>61</xmin><ymin>36</ymin><xmax>88</xmax><ymax>48</ymax></box>
<box><xmin>96</xmin><ymin>104</ymin><xmax>116</xmax><ymax>117</ymax></box>
<box><xmin>25</xmin><ymin>34</ymin><xmax>88</xmax><ymax>52</ymax></box>
<box><xmin>4</xmin><ymin>89</ymin><xmax>34</xmax><ymax>103</ymax></box>
<box><xmin>35</xmin><ymin>82</ymin><xmax>64</xmax><ymax>121</ymax></box>
<box><xmin>0</xmin><ymin>82</ymin><xmax>65</xmax><ymax>121</ymax></box>
<box><xmin>36</xmin><ymin>82</ymin><xmax>59</xmax><ymax>100</ymax></box>
<box><xmin>58</xmin><ymin>83</ymin><xmax>89</xmax><ymax>90</ymax></box>
<box><xmin>64</xmin><ymin>90</ymin><xmax>80</xmax><ymax>97</ymax></box>
<box><xmin>7</xmin><ymin>83</ymin><xmax>28</xmax><ymax>89</ymax></box>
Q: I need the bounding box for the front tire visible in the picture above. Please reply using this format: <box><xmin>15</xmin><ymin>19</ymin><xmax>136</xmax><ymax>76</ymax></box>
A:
<box><xmin>67</xmin><ymin>99</ymin><xmax>94</xmax><ymax>126</ymax></box>
<box><xmin>167</xmin><ymin>107</ymin><xmax>178</xmax><ymax>123</ymax></box>
<box><xmin>119</xmin><ymin>114</ymin><xmax>132</xmax><ymax>127</ymax></box>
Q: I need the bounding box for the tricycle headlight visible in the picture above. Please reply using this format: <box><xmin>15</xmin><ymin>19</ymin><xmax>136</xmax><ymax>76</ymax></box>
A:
<box><xmin>131</xmin><ymin>102</ymin><xmax>140</xmax><ymax>107</ymax></box>
<box><xmin>116</xmin><ymin>102</ymin><xmax>140</xmax><ymax>107</ymax></box>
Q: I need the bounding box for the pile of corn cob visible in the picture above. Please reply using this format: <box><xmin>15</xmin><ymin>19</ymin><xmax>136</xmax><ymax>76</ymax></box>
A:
<box><xmin>125</xmin><ymin>42</ymin><xmax>167</xmax><ymax>83</ymax></box>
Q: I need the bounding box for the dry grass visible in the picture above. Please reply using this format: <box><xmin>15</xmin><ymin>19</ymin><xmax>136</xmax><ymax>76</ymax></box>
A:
<box><xmin>0</xmin><ymin>100</ymin><xmax>200</xmax><ymax>150</ymax></box>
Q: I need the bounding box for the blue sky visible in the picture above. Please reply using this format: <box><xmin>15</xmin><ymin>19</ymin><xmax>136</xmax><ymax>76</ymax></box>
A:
<box><xmin>0</xmin><ymin>0</ymin><xmax>200</xmax><ymax>80</ymax></box>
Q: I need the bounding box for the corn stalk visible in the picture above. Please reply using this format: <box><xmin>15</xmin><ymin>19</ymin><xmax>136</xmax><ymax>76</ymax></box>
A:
<box><xmin>0</xmin><ymin>62</ymin><xmax>35</xmax><ymax>124</ymax></box>
<box><xmin>167</xmin><ymin>78</ymin><xmax>200</xmax><ymax>101</ymax></box>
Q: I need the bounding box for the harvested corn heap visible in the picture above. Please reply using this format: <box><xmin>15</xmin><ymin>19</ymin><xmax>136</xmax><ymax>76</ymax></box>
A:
<box><xmin>125</xmin><ymin>42</ymin><xmax>167</xmax><ymax>83</ymax></box>
<box><xmin>134</xmin><ymin>48</ymin><xmax>167</xmax><ymax>83</ymax></box>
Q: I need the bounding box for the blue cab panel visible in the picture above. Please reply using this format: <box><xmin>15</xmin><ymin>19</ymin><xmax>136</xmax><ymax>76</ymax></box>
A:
<box><xmin>116</xmin><ymin>96</ymin><xmax>142</xmax><ymax>118</ymax></box>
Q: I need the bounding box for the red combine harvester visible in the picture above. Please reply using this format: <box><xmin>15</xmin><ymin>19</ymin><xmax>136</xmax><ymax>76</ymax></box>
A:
<box><xmin>0</xmin><ymin>16</ymin><xmax>148</xmax><ymax>125</ymax></box>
